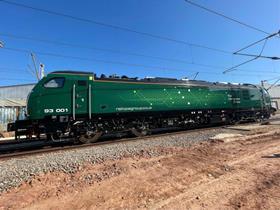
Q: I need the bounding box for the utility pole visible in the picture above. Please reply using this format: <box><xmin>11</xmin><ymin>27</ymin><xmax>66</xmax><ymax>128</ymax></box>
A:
<box><xmin>28</xmin><ymin>53</ymin><xmax>46</xmax><ymax>81</ymax></box>
<box><xmin>261</xmin><ymin>80</ymin><xmax>266</xmax><ymax>88</ymax></box>
<box><xmin>31</xmin><ymin>52</ymin><xmax>40</xmax><ymax>81</ymax></box>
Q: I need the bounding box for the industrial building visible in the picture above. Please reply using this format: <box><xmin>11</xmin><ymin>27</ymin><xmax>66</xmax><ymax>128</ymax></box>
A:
<box><xmin>0</xmin><ymin>83</ymin><xmax>35</xmax><ymax>131</ymax></box>
<box><xmin>263</xmin><ymin>83</ymin><xmax>280</xmax><ymax>110</ymax></box>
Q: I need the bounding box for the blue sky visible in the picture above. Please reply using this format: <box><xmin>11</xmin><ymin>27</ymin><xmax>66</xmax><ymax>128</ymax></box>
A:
<box><xmin>0</xmin><ymin>0</ymin><xmax>279</xmax><ymax>86</ymax></box>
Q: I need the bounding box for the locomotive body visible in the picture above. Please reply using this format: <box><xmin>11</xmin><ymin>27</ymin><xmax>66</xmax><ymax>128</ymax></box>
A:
<box><xmin>8</xmin><ymin>71</ymin><xmax>272</xmax><ymax>142</ymax></box>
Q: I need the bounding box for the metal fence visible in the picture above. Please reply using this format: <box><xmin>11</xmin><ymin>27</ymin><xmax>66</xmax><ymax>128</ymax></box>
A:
<box><xmin>0</xmin><ymin>107</ymin><xmax>26</xmax><ymax>131</ymax></box>
<box><xmin>0</xmin><ymin>84</ymin><xmax>33</xmax><ymax>132</ymax></box>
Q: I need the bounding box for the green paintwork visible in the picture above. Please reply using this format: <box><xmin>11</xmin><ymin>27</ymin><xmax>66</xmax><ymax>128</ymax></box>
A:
<box><xmin>27</xmin><ymin>72</ymin><xmax>271</xmax><ymax>120</ymax></box>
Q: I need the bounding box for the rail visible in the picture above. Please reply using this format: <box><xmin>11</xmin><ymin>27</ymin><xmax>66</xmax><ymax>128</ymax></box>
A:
<box><xmin>0</xmin><ymin>116</ymin><xmax>279</xmax><ymax>160</ymax></box>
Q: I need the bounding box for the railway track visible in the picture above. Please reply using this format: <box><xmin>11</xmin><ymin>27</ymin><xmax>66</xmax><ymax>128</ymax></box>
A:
<box><xmin>0</xmin><ymin>118</ymin><xmax>279</xmax><ymax>160</ymax></box>
<box><xmin>0</xmin><ymin>126</ymin><xmax>217</xmax><ymax>160</ymax></box>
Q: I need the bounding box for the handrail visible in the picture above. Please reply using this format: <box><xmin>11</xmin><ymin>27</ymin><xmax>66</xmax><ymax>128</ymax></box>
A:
<box><xmin>72</xmin><ymin>84</ymin><xmax>76</xmax><ymax>120</ymax></box>
<box><xmin>89</xmin><ymin>84</ymin><xmax>92</xmax><ymax>120</ymax></box>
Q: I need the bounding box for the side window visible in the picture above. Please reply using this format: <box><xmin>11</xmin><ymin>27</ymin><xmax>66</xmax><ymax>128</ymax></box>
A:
<box><xmin>78</xmin><ymin>80</ymin><xmax>87</xmax><ymax>86</ymax></box>
<box><xmin>44</xmin><ymin>77</ymin><xmax>65</xmax><ymax>88</ymax></box>
<box><xmin>242</xmin><ymin>89</ymin><xmax>250</xmax><ymax>100</ymax></box>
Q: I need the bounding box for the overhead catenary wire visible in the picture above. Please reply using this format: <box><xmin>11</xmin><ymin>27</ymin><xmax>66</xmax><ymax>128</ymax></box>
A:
<box><xmin>234</xmin><ymin>31</ymin><xmax>280</xmax><ymax>54</ymax></box>
<box><xmin>259</xmin><ymin>38</ymin><xmax>268</xmax><ymax>56</ymax></box>
<box><xmin>0</xmin><ymin>32</ymin><xmax>231</xmax><ymax>66</ymax></box>
<box><xmin>1</xmin><ymin>47</ymin><xmax>279</xmax><ymax>78</ymax></box>
<box><xmin>223</xmin><ymin>57</ymin><xmax>259</xmax><ymax>74</ymax></box>
<box><xmin>267</xmin><ymin>78</ymin><xmax>280</xmax><ymax>90</ymax></box>
<box><xmin>263</xmin><ymin>75</ymin><xmax>280</xmax><ymax>82</ymax></box>
<box><xmin>0</xmin><ymin>69</ymin><xmax>226</xmax><ymax>77</ymax></box>
<box><xmin>1</xmin><ymin>62</ymin><xmax>279</xmax><ymax>75</ymax></box>
<box><xmin>0</xmin><ymin>2</ymin><xmax>278</xmax><ymax>85</ymax></box>
<box><xmin>2</xmin><ymin>46</ymin><xmax>204</xmax><ymax>72</ymax></box>
<box><xmin>184</xmin><ymin>0</ymin><xmax>272</xmax><ymax>35</ymax></box>
<box><xmin>2</xmin><ymin>32</ymin><xmax>279</xmax><ymax>74</ymax></box>
<box><xmin>0</xmin><ymin>0</ymin><xmax>231</xmax><ymax>54</ymax></box>
<box><xmin>1</xmin><ymin>1</ymin><xmax>278</xmax><ymax>77</ymax></box>
<box><xmin>0</xmin><ymin>47</ymin><xmax>264</xmax><ymax>74</ymax></box>
<box><xmin>224</xmin><ymin>31</ymin><xmax>280</xmax><ymax>74</ymax></box>
<box><xmin>0</xmin><ymin>67</ymin><xmax>275</xmax><ymax>78</ymax></box>
<box><xmin>232</xmin><ymin>53</ymin><xmax>280</xmax><ymax>60</ymax></box>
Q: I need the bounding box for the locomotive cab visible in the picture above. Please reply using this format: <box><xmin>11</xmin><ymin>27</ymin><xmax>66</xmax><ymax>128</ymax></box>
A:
<box><xmin>27</xmin><ymin>71</ymin><xmax>94</xmax><ymax>121</ymax></box>
<box><xmin>8</xmin><ymin>71</ymin><xmax>95</xmax><ymax>140</ymax></box>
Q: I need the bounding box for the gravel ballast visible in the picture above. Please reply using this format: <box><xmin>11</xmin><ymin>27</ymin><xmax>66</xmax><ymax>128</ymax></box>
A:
<box><xmin>0</xmin><ymin>128</ymin><xmax>245</xmax><ymax>193</ymax></box>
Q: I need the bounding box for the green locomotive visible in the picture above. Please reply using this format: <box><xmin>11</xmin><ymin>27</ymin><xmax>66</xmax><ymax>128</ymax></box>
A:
<box><xmin>8</xmin><ymin>71</ymin><xmax>272</xmax><ymax>142</ymax></box>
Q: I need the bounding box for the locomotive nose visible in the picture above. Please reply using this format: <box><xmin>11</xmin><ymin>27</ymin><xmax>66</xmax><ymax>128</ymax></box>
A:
<box><xmin>26</xmin><ymin>92</ymin><xmax>31</xmax><ymax>117</ymax></box>
<box><xmin>26</xmin><ymin>89</ymin><xmax>37</xmax><ymax>119</ymax></box>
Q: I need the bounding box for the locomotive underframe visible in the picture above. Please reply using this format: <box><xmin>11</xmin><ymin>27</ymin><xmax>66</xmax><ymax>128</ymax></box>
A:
<box><xmin>8</xmin><ymin>108</ymin><xmax>270</xmax><ymax>142</ymax></box>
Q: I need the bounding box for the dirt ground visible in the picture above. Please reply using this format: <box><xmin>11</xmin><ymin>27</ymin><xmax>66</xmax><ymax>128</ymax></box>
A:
<box><xmin>0</xmin><ymin>130</ymin><xmax>280</xmax><ymax>210</ymax></box>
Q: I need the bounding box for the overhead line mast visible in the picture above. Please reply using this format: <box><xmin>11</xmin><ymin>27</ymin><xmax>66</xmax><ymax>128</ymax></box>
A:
<box><xmin>233</xmin><ymin>31</ymin><xmax>280</xmax><ymax>55</ymax></box>
<box><xmin>224</xmin><ymin>31</ymin><xmax>280</xmax><ymax>74</ymax></box>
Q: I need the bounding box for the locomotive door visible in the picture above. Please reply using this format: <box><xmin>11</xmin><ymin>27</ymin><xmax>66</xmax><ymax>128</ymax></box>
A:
<box><xmin>230</xmin><ymin>87</ymin><xmax>240</xmax><ymax>110</ymax></box>
<box><xmin>73</xmin><ymin>80</ymin><xmax>89</xmax><ymax>118</ymax></box>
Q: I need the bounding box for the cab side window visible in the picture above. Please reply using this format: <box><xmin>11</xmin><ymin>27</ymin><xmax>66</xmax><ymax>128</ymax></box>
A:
<box><xmin>78</xmin><ymin>80</ymin><xmax>87</xmax><ymax>86</ymax></box>
<box><xmin>44</xmin><ymin>77</ymin><xmax>65</xmax><ymax>88</ymax></box>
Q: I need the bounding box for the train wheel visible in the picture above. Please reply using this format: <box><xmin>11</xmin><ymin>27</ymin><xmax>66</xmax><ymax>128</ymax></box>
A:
<box><xmin>131</xmin><ymin>128</ymin><xmax>150</xmax><ymax>137</ymax></box>
<box><xmin>49</xmin><ymin>133</ymin><xmax>63</xmax><ymax>142</ymax></box>
<box><xmin>79</xmin><ymin>131</ymin><xmax>102</xmax><ymax>144</ymax></box>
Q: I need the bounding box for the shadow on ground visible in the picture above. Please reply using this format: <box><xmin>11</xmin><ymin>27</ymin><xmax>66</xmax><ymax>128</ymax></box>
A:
<box><xmin>262</xmin><ymin>154</ymin><xmax>280</xmax><ymax>158</ymax></box>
